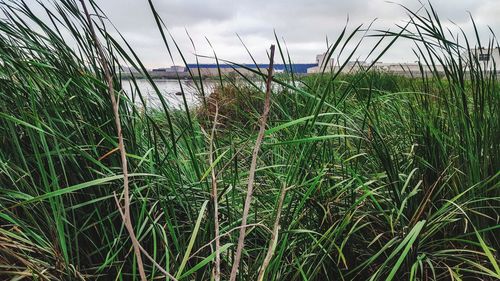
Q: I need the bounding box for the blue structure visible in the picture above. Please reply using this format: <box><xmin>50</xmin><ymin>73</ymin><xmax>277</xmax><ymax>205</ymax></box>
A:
<box><xmin>186</xmin><ymin>63</ymin><xmax>317</xmax><ymax>74</ymax></box>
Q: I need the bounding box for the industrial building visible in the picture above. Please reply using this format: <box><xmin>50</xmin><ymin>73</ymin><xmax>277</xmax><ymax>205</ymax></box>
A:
<box><xmin>185</xmin><ymin>63</ymin><xmax>317</xmax><ymax>77</ymax></box>
<box><xmin>142</xmin><ymin>48</ymin><xmax>498</xmax><ymax>78</ymax></box>
<box><xmin>152</xmin><ymin>65</ymin><xmax>186</xmax><ymax>72</ymax></box>
<box><xmin>464</xmin><ymin>47</ymin><xmax>500</xmax><ymax>70</ymax></box>
<box><xmin>305</xmin><ymin>53</ymin><xmax>335</xmax><ymax>73</ymax></box>
<box><xmin>306</xmin><ymin>54</ymin><xmax>441</xmax><ymax>75</ymax></box>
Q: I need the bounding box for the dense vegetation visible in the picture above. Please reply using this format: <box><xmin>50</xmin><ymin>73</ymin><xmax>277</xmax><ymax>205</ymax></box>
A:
<box><xmin>0</xmin><ymin>0</ymin><xmax>498</xmax><ymax>280</ymax></box>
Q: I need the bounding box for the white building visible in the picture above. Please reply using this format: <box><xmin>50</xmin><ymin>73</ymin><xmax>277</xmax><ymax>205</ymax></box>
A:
<box><xmin>464</xmin><ymin>47</ymin><xmax>500</xmax><ymax>71</ymax></box>
<box><xmin>307</xmin><ymin>53</ymin><xmax>335</xmax><ymax>73</ymax></box>
<box><xmin>170</xmin><ymin>65</ymin><xmax>186</xmax><ymax>72</ymax></box>
<box><xmin>152</xmin><ymin>65</ymin><xmax>186</xmax><ymax>73</ymax></box>
<box><xmin>372</xmin><ymin>62</ymin><xmax>444</xmax><ymax>75</ymax></box>
<box><xmin>307</xmin><ymin>52</ymin><xmax>449</xmax><ymax>75</ymax></box>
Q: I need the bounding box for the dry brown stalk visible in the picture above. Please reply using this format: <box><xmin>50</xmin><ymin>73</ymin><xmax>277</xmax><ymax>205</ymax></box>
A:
<box><xmin>229</xmin><ymin>44</ymin><xmax>275</xmax><ymax>281</ymax></box>
<box><xmin>189</xmin><ymin>223</ymin><xmax>272</xmax><ymax>260</ymax></box>
<box><xmin>79</xmin><ymin>1</ymin><xmax>146</xmax><ymax>280</ymax></box>
<box><xmin>209</xmin><ymin>101</ymin><xmax>221</xmax><ymax>281</ymax></box>
<box><xmin>409</xmin><ymin>169</ymin><xmax>447</xmax><ymax>227</ymax></box>
<box><xmin>257</xmin><ymin>184</ymin><xmax>287</xmax><ymax>281</ymax></box>
<box><xmin>112</xmin><ymin>193</ymin><xmax>178</xmax><ymax>281</ymax></box>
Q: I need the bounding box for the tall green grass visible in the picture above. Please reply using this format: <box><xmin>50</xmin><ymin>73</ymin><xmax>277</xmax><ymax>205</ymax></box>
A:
<box><xmin>0</xmin><ymin>0</ymin><xmax>498</xmax><ymax>280</ymax></box>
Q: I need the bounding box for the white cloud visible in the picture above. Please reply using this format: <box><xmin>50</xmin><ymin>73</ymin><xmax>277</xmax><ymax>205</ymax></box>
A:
<box><xmin>91</xmin><ymin>0</ymin><xmax>500</xmax><ymax>67</ymax></box>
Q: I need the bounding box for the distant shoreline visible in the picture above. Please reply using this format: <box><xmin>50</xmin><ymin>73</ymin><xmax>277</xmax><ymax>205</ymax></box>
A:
<box><xmin>120</xmin><ymin>69</ymin><xmax>499</xmax><ymax>80</ymax></box>
<box><xmin>120</xmin><ymin>71</ymin><xmax>191</xmax><ymax>80</ymax></box>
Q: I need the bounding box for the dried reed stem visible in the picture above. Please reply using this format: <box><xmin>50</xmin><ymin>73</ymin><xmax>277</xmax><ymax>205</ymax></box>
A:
<box><xmin>257</xmin><ymin>184</ymin><xmax>287</xmax><ymax>281</ymax></box>
<box><xmin>229</xmin><ymin>44</ymin><xmax>275</xmax><ymax>281</ymax></box>
<box><xmin>209</xmin><ymin>102</ymin><xmax>221</xmax><ymax>281</ymax></box>
<box><xmin>79</xmin><ymin>1</ymin><xmax>146</xmax><ymax>280</ymax></box>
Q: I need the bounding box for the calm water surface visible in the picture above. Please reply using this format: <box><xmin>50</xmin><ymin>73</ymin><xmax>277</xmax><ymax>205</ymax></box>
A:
<box><xmin>123</xmin><ymin>79</ymin><xmax>217</xmax><ymax>109</ymax></box>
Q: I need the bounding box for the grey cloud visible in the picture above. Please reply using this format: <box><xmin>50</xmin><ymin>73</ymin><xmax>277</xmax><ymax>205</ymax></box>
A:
<box><xmin>94</xmin><ymin>0</ymin><xmax>499</xmax><ymax>67</ymax></box>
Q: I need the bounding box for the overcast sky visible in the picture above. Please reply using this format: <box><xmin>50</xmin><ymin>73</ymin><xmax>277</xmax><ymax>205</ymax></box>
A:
<box><xmin>90</xmin><ymin>0</ymin><xmax>498</xmax><ymax>67</ymax></box>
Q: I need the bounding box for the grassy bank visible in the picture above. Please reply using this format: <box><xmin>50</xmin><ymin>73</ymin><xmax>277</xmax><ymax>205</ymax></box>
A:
<box><xmin>0</xmin><ymin>0</ymin><xmax>498</xmax><ymax>280</ymax></box>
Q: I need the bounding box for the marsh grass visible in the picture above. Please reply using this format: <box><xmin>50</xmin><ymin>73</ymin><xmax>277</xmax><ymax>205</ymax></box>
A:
<box><xmin>0</xmin><ymin>0</ymin><xmax>498</xmax><ymax>280</ymax></box>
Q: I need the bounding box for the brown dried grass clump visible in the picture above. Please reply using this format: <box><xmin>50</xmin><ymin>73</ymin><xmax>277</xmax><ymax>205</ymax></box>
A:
<box><xmin>197</xmin><ymin>83</ymin><xmax>263</xmax><ymax>129</ymax></box>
